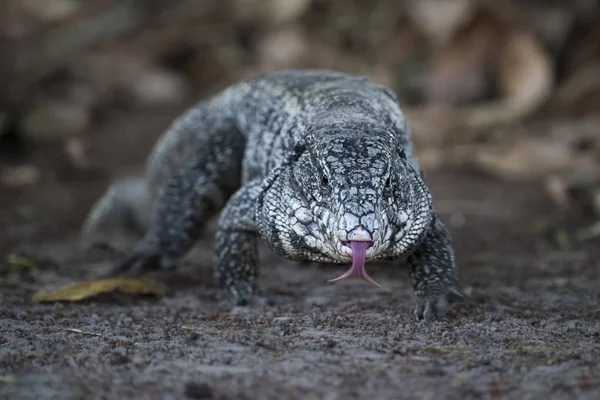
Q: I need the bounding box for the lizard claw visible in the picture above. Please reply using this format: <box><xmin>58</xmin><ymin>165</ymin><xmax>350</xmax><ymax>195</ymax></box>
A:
<box><xmin>413</xmin><ymin>287</ymin><xmax>466</xmax><ymax>322</ymax></box>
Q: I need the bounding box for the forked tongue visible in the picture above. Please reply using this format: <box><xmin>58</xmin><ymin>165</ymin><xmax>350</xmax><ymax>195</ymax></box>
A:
<box><xmin>327</xmin><ymin>241</ymin><xmax>381</xmax><ymax>287</ymax></box>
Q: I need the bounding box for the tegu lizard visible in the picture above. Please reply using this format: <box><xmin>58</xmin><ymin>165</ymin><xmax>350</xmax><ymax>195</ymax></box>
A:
<box><xmin>82</xmin><ymin>69</ymin><xmax>465</xmax><ymax>321</ymax></box>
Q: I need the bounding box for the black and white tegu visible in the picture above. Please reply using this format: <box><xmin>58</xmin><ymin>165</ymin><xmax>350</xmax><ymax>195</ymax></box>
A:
<box><xmin>82</xmin><ymin>69</ymin><xmax>465</xmax><ymax>321</ymax></box>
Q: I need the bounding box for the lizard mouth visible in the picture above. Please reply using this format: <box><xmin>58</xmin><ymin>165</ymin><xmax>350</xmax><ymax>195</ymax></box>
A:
<box><xmin>327</xmin><ymin>241</ymin><xmax>381</xmax><ymax>287</ymax></box>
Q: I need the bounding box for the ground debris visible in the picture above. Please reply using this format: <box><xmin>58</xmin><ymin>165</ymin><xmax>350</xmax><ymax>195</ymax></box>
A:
<box><xmin>31</xmin><ymin>277</ymin><xmax>164</xmax><ymax>303</ymax></box>
<box><xmin>65</xmin><ymin>327</ymin><xmax>103</xmax><ymax>337</ymax></box>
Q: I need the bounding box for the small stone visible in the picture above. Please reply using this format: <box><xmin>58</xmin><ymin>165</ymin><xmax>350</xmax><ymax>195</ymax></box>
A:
<box><xmin>184</xmin><ymin>382</ymin><xmax>213</xmax><ymax>399</ymax></box>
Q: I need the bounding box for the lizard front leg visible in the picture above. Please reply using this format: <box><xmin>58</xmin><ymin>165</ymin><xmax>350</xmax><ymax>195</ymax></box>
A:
<box><xmin>407</xmin><ymin>213</ymin><xmax>465</xmax><ymax>321</ymax></box>
<box><xmin>111</xmin><ymin>124</ymin><xmax>245</xmax><ymax>275</ymax></box>
<box><xmin>213</xmin><ymin>180</ymin><xmax>263</xmax><ymax>306</ymax></box>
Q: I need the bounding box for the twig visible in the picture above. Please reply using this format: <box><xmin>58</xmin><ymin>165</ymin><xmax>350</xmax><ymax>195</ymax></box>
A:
<box><xmin>65</xmin><ymin>328</ymin><xmax>103</xmax><ymax>337</ymax></box>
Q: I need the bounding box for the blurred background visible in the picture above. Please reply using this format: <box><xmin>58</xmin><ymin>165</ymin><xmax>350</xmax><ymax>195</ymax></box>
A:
<box><xmin>3</xmin><ymin>3</ymin><xmax>600</xmax><ymax>396</ymax></box>
<box><xmin>1</xmin><ymin>0</ymin><xmax>600</xmax><ymax>243</ymax></box>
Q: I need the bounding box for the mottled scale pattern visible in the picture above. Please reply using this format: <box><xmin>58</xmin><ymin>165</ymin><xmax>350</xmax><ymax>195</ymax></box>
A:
<box><xmin>81</xmin><ymin>69</ymin><xmax>464</xmax><ymax>321</ymax></box>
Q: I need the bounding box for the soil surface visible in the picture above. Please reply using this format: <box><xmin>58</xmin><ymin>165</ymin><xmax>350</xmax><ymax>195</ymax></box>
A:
<box><xmin>1</xmin><ymin>103</ymin><xmax>600</xmax><ymax>400</ymax></box>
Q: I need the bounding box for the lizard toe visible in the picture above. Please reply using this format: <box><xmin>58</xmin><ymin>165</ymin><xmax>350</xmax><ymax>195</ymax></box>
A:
<box><xmin>413</xmin><ymin>285</ymin><xmax>467</xmax><ymax>322</ymax></box>
<box><xmin>414</xmin><ymin>293</ymin><xmax>450</xmax><ymax>323</ymax></box>
<box><xmin>413</xmin><ymin>286</ymin><xmax>468</xmax><ymax>322</ymax></box>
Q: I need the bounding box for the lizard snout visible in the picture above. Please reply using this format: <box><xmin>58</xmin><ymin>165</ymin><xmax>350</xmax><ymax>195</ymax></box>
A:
<box><xmin>337</xmin><ymin>212</ymin><xmax>381</xmax><ymax>247</ymax></box>
<box><xmin>345</xmin><ymin>226</ymin><xmax>373</xmax><ymax>242</ymax></box>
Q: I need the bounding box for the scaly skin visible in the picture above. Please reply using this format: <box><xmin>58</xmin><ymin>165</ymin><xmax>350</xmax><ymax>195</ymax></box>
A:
<box><xmin>81</xmin><ymin>69</ymin><xmax>464</xmax><ymax>321</ymax></box>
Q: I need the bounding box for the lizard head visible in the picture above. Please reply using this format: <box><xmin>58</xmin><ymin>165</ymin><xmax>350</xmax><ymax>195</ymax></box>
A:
<box><xmin>291</xmin><ymin>126</ymin><xmax>432</xmax><ymax>287</ymax></box>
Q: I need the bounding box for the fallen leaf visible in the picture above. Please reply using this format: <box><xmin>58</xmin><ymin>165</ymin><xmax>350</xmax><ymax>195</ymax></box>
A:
<box><xmin>463</xmin><ymin>30</ymin><xmax>554</xmax><ymax>129</ymax></box>
<box><xmin>31</xmin><ymin>277</ymin><xmax>163</xmax><ymax>303</ymax></box>
<box><xmin>406</xmin><ymin>2</ymin><xmax>554</xmax><ymax>147</ymax></box>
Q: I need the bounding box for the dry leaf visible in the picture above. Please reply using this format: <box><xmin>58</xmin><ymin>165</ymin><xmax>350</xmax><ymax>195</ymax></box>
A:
<box><xmin>31</xmin><ymin>278</ymin><xmax>163</xmax><ymax>303</ymax></box>
<box><xmin>463</xmin><ymin>30</ymin><xmax>554</xmax><ymax>129</ymax></box>
<box><xmin>408</xmin><ymin>1</ymin><xmax>553</xmax><ymax>145</ymax></box>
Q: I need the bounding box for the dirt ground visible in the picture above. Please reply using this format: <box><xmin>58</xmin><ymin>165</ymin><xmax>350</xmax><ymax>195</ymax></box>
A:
<box><xmin>1</xmin><ymin>103</ymin><xmax>600</xmax><ymax>400</ymax></box>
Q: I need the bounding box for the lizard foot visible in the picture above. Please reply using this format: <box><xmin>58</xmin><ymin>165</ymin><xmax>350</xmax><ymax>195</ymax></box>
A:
<box><xmin>413</xmin><ymin>287</ymin><xmax>466</xmax><ymax>322</ymax></box>
<box><xmin>225</xmin><ymin>282</ymin><xmax>286</xmax><ymax>307</ymax></box>
<box><xmin>108</xmin><ymin>248</ymin><xmax>176</xmax><ymax>277</ymax></box>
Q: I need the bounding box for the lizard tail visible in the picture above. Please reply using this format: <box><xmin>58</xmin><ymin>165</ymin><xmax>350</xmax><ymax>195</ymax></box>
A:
<box><xmin>81</xmin><ymin>177</ymin><xmax>153</xmax><ymax>237</ymax></box>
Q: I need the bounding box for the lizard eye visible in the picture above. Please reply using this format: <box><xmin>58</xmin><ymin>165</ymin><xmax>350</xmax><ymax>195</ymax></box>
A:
<box><xmin>320</xmin><ymin>175</ymin><xmax>329</xmax><ymax>187</ymax></box>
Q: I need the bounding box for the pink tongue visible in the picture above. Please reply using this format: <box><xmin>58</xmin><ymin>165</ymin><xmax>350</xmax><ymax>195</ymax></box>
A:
<box><xmin>327</xmin><ymin>241</ymin><xmax>381</xmax><ymax>287</ymax></box>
